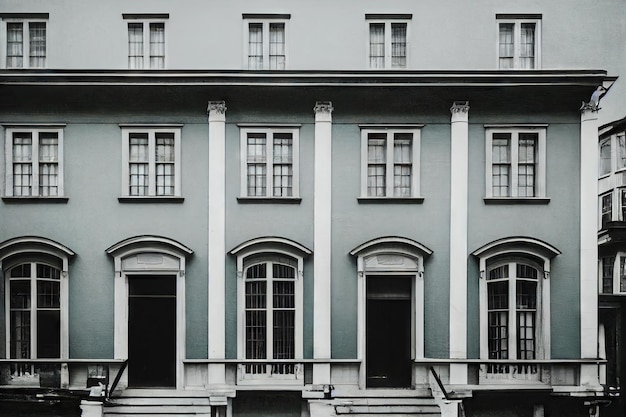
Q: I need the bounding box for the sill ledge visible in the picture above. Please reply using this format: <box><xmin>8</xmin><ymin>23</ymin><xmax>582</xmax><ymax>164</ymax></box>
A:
<box><xmin>358</xmin><ymin>197</ymin><xmax>424</xmax><ymax>204</ymax></box>
<box><xmin>237</xmin><ymin>197</ymin><xmax>302</xmax><ymax>204</ymax></box>
<box><xmin>118</xmin><ymin>196</ymin><xmax>184</xmax><ymax>203</ymax></box>
<box><xmin>3</xmin><ymin>196</ymin><xmax>69</xmax><ymax>204</ymax></box>
<box><xmin>483</xmin><ymin>197</ymin><xmax>550</xmax><ymax>205</ymax></box>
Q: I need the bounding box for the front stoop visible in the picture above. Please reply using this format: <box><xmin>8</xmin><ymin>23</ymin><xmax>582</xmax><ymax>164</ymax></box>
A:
<box><xmin>309</xmin><ymin>392</ymin><xmax>441</xmax><ymax>417</ymax></box>
<box><xmin>103</xmin><ymin>392</ymin><xmax>213</xmax><ymax>417</ymax></box>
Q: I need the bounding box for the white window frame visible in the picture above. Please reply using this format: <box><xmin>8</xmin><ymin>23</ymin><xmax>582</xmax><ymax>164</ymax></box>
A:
<box><xmin>106</xmin><ymin>235</ymin><xmax>192</xmax><ymax>390</ymax></box>
<box><xmin>496</xmin><ymin>16</ymin><xmax>541</xmax><ymax>69</ymax></box>
<box><xmin>120</xmin><ymin>125</ymin><xmax>182</xmax><ymax>198</ymax></box>
<box><xmin>599</xmin><ymin>254</ymin><xmax>626</xmax><ymax>295</ymax></box>
<box><xmin>230</xmin><ymin>237</ymin><xmax>311</xmax><ymax>385</ymax></box>
<box><xmin>124</xmin><ymin>17</ymin><xmax>168</xmax><ymax>69</ymax></box>
<box><xmin>4</xmin><ymin>126</ymin><xmax>65</xmax><ymax>198</ymax></box>
<box><xmin>485</xmin><ymin>126</ymin><xmax>547</xmax><ymax>199</ymax></box>
<box><xmin>239</xmin><ymin>126</ymin><xmax>300</xmax><ymax>199</ymax></box>
<box><xmin>365</xmin><ymin>15</ymin><xmax>411</xmax><ymax>69</ymax></box>
<box><xmin>473</xmin><ymin>237</ymin><xmax>560</xmax><ymax>383</ymax></box>
<box><xmin>0</xmin><ymin>237</ymin><xmax>74</xmax><ymax>366</ymax></box>
<box><xmin>242</xmin><ymin>16</ymin><xmax>289</xmax><ymax>70</ymax></box>
<box><xmin>360</xmin><ymin>126</ymin><xmax>422</xmax><ymax>199</ymax></box>
<box><xmin>599</xmin><ymin>191</ymin><xmax>613</xmax><ymax>230</ymax></box>
<box><xmin>1</xmin><ymin>16</ymin><xmax>48</xmax><ymax>69</ymax></box>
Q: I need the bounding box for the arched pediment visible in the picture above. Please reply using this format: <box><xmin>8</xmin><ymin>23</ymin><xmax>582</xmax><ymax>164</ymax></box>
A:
<box><xmin>350</xmin><ymin>236</ymin><xmax>433</xmax><ymax>273</ymax></box>
<box><xmin>0</xmin><ymin>235</ymin><xmax>75</xmax><ymax>263</ymax></box>
<box><xmin>229</xmin><ymin>236</ymin><xmax>312</xmax><ymax>259</ymax></box>
<box><xmin>106</xmin><ymin>235</ymin><xmax>193</xmax><ymax>259</ymax></box>
<box><xmin>471</xmin><ymin>236</ymin><xmax>561</xmax><ymax>260</ymax></box>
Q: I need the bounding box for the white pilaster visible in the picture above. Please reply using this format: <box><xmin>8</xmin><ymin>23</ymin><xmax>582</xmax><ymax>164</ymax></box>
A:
<box><xmin>313</xmin><ymin>101</ymin><xmax>333</xmax><ymax>384</ymax></box>
<box><xmin>208</xmin><ymin>101</ymin><xmax>227</xmax><ymax>385</ymax></box>
<box><xmin>449</xmin><ymin>101</ymin><xmax>469</xmax><ymax>384</ymax></box>
<box><xmin>579</xmin><ymin>106</ymin><xmax>600</xmax><ymax>387</ymax></box>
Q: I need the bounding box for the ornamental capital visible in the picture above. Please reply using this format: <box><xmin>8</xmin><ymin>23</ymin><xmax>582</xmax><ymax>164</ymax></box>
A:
<box><xmin>314</xmin><ymin>101</ymin><xmax>334</xmax><ymax>114</ymax></box>
<box><xmin>207</xmin><ymin>100</ymin><xmax>227</xmax><ymax>115</ymax></box>
<box><xmin>450</xmin><ymin>101</ymin><xmax>470</xmax><ymax>114</ymax></box>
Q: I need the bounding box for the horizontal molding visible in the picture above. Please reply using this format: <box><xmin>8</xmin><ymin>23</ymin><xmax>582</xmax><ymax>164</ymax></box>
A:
<box><xmin>483</xmin><ymin>197</ymin><xmax>550</xmax><ymax>205</ymax></box>
<box><xmin>2</xmin><ymin>123</ymin><xmax>66</xmax><ymax>128</ymax></box>
<box><xmin>483</xmin><ymin>124</ymin><xmax>549</xmax><ymax>128</ymax></box>
<box><xmin>118</xmin><ymin>123</ymin><xmax>184</xmax><ymax>128</ymax></box>
<box><xmin>236</xmin><ymin>123</ymin><xmax>302</xmax><ymax>128</ymax></box>
<box><xmin>358</xmin><ymin>197</ymin><xmax>424</xmax><ymax>204</ymax></box>
<box><xmin>118</xmin><ymin>196</ymin><xmax>184</xmax><ymax>203</ymax></box>
<box><xmin>359</xmin><ymin>124</ymin><xmax>425</xmax><ymax>129</ymax></box>
<box><xmin>496</xmin><ymin>13</ymin><xmax>542</xmax><ymax>20</ymax></box>
<box><xmin>365</xmin><ymin>14</ymin><xmax>413</xmax><ymax>20</ymax></box>
<box><xmin>2</xmin><ymin>196</ymin><xmax>68</xmax><ymax>204</ymax></box>
<box><xmin>0</xmin><ymin>13</ymin><xmax>49</xmax><ymax>19</ymax></box>
<box><xmin>242</xmin><ymin>13</ymin><xmax>291</xmax><ymax>20</ymax></box>
<box><xmin>237</xmin><ymin>197</ymin><xmax>302</xmax><ymax>204</ymax></box>
<box><xmin>122</xmin><ymin>13</ymin><xmax>169</xmax><ymax>20</ymax></box>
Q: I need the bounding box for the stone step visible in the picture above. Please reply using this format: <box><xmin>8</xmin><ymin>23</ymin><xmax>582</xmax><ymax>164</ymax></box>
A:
<box><xmin>104</xmin><ymin>414</ymin><xmax>210</xmax><ymax>417</ymax></box>
<box><xmin>335</xmin><ymin>398</ymin><xmax>437</xmax><ymax>406</ymax></box>
<box><xmin>108</xmin><ymin>397</ymin><xmax>211</xmax><ymax>406</ymax></box>
<box><xmin>335</xmin><ymin>404</ymin><xmax>440</xmax><ymax>414</ymax></box>
<box><xmin>104</xmin><ymin>405</ymin><xmax>211</xmax><ymax>415</ymax></box>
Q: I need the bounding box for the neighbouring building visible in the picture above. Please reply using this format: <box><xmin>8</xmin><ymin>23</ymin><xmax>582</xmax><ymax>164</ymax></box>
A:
<box><xmin>0</xmin><ymin>1</ymin><xmax>624</xmax><ymax>417</ymax></box>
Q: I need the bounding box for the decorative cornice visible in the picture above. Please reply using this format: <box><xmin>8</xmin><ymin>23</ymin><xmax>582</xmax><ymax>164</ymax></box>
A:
<box><xmin>314</xmin><ymin>101</ymin><xmax>334</xmax><ymax>114</ymax></box>
<box><xmin>207</xmin><ymin>101</ymin><xmax>227</xmax><ymax>115</ymax></box>
<box><xmin>450</xmin><ymin>101</ymin><xmax>470</xmax><ymax>114</ymax></box>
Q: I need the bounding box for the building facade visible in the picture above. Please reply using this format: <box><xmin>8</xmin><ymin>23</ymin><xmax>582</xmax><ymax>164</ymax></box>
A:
<box><xmin>0</xmin><ymin>1</ymin><xmax>624</xmax><ymax>416</ymax></box>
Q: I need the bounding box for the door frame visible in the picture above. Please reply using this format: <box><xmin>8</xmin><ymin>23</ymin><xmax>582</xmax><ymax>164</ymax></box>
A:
<box><xmin>106</xmin><ymin>236</ymin><xmax>193</xmax><ymax>390</ymax></box>
<box><xmin>350</xmin><ymin>237</ymin><xmax>432</xmax><ymax>389</ymax></box>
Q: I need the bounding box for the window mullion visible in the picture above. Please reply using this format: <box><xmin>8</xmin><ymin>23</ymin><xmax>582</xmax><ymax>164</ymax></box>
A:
<box><xmin>143</xmin><ymin>23</ymin><xmax>150</xmax><ymax>69</ymax></box>
<box><xmin>30</xmin><ymin>262</ymin><xmax>38</xmax><ymax>358</ymax></box>
<box><xmin>267</xmin><ymin>131</ymin><xmax>274</xmax><ymax>197</ymax></box>
<box><xmin>385</xmin><ymin>22</ymin><xmax>391</xmax><ymax>68</ymax></box>
<box><xmin>148</xmin><ymin>132</ymin><xmax>157</xmax><ymax>195</ymax></box>
<box><xmin>513</xmin><ymin>22</ymin><xmax>520</xmax><ymax>68</ymax></box>
<box><xmin>508</xmin><ymin>262</ymin><xmax>517</xmax><ymax>359</ymax></box>
<box><xmin>263</xmin><ymin>23</ymin><xmax>270</xmax><ymax>70</ymax></box>
<box><xmin>32</xmin><ymin>132</ymin><xmax>40</xmax><ymax>196</ymax></box>
<box><xmin>386</xmin><ymin>132</ymin><xmax>394</xmax><ymax>196</ymax></box>
<box><xmin>510</xmin><ymin>133</ymin><xmax>519</xmax><ymax>197</ymax></box>
<box><xmin>267</xmin><ymin>262</ymin><xmax>274</xmax><ymax>360</ymax></box>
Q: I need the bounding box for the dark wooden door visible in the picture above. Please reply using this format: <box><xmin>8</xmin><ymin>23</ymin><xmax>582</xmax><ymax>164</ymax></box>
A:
<box><xmin>366</xmin><ymin>276</ymin><xmax>412</xmax><ymax>388</ymax></box>
<box><xmin>128</xmin><ymin>275</ymin><xmax>177</xmax><ymax>387</ymax></box>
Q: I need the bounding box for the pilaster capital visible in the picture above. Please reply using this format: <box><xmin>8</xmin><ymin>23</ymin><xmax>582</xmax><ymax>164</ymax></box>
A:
<box><xmin>450</xmin><ymin>101</ymin><xmax>470</xmax><ymax>115</ymax></box>
<box><xmin>314</xmin><ymin>101</ymin><xmax>334</xmax><ymax>122</ymax></box>
<box><xmin>207</xmin><ymin>101</ymin><xmax>227</xmax><ymax>119</ymax></box>
<box><xmin>580</xmin><ymin>105</ymin><xmax>599</xmax><ymax>122</ymax></box>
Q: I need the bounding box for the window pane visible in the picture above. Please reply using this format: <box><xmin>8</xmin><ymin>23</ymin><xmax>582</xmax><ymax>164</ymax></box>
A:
<box><xmin>600</xmin><ymin>138</ymin><xmax>611</xmax><ymax>175</ymax></box>
<box><xmin>269</xmin><ymin>23</ymin><xmax>285</xmax><ymax>70</ymax></box>
<box><xmin>10</xmin><ymin>311</ymin><xmax>31</xmax><ymax>359</ymax></box>
<box><xmin>247</xmin><ymin>133</ymin><xmax>267</xmax><ymax>196</ymax></box>
<box><xmin>13</xmin><ymin>133</ymin><xmax>33</xmax><ymax>197</ymax></box>
<box><xmin>488</xmin><ymin>311</ymin><xmax>508</xmax><ymax>359</ymax></box>
<box><xmin>517</xmin><ymin>311</ymin><xmax>536</xmax><ymax>359</ymax></box>
<box><xmin>603</xmin><ymin>257</ymin><xmax>615</xmax><ymax>294</ymax></box>
<box><xmin>7</xmin><ymin>22</ymin><xmax>24</xmax><ymax>68</ymax></box>
<box><xmin>488</xmin><ymin>281</ymin><xmax>508</xmax><ymax>310</ymax></box>
<box><xmin>602</xmin><ymin>193</ymin><xmax>613</xmax><ymax>228</ymax></box>
<box><xmin>498</xmin><ymin>23</ymin><xmax>514</xmax><ymax>69</ymax></box>
<box><xmin>128</xmin><ymin>23</ymin><xmax>144</xmax><ymax>69</ymax></box>
<box><xmin>11</xmin><ymin>280</ymin><xmax>31</xmax><ymax>309</ymax></box>
<box><xmin>488</xmin><ymin>264</ymin><xmax>509</xmax><ymax>280</ymax></box>
<box><xmin>516</xmin><ymin>280</ymin><xmax>537</xmax><ymax>310</ymax></box>
<box><xmin>39</xmin><ymin>133</ymin><xmax>59</xmax><ymax>197</ymax></box>
<box><xmin>519</xmin><ymin>23</ymin><xmax>535</xmax><ymax>69</ymax></box>
<box><xmin>156</xmin><ymin>133</ymin><xmax>175</xmax><ymax>196</ymax></box>
<box><xmin>149</xmin><ymin>23</ymin><xmax>165</xmax><ymax>69</ymax></box>
<box><xmin>393</xmin><ymin>133</ymin><xmax>412</xmax><ymax>197</ymax></box>
<box><xmin>391</xmin><ymin>23</ymin><xmax>407</xmax><ymax>68</ymax></box>
<box><xmin>622</xmin><ymin>189</ymin><xmax>626</xmax><ymax>222</ymax></box>
<box><xmin>37</xmin><ymin>280</ymin><xmax>60</xmax><ymax>308</ymax></box>
<box><xmin>367</xmin><ymin>134</ymin><xmax>386</xmax><ymax>196</ymax></box>
<box><xmin>620</xmin><ymin>257</ymin><xmax>626</xmax><ymax>293</ymax></box>
<box><xmin>129</xmin><ymin>134</ymin><xmax>149</xmax><ymax>195</ymax></box>
<box><xmin>29</xmin><ymin>22</ymin><xmax>46</xmax><ymax>68</ymax></box>
<box><xmin>492</xmin><ymin>134</ymin><xmax>511</xmax><ymax>197</ymax></box>
<box><xmin>517</xmin><ymin>135</ymin><xmax>537</xmax><ymax>197</ymax></box>
<box><xmin>273</xmin><ymin>309</ymin><xmax>295</xmax><ymax>360</ymax></box>
<box><xmin>369</xmin><ymin>23</ymin><xmax>385</xmax><ymax>68</ymax></box>
<box><xmin>248</xmin><ymin>23</ymin><xmax>263</xmax><ymax>70</ymax></box>
<box><xmin>11</xmin><ymin>264</ymin><xmax>31</xmax><ymax>278</ymax></box>
<box><xmin>618</xmin><ymin>135</ymin><xmax>626</xmax><ymax>170</ymax></box>
<box><xmin>37</xmin><ymin>310</ymin><xmax>60</xmax><ymax>358</ymax></box>
<box><xmin>273</xmin><ymin>134</ymin><xmax>293</xmax><ymax>197</ymax></box>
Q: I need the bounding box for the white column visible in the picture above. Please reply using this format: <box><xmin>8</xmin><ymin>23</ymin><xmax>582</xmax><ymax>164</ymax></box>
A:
<box><xmin>449</xmin><ymin>101</ymin><xmax>469</xmax><ymax>385</ymax></box>
<box><xmin>313</xmin><ymin>101</ymin><xmax>333</xmax><ymax>385</ymax></box>
<box><xmin>580</xmin><ymin>105</ymin><xmax>600</xmax><ymax>387</ymax></box>
<box><xmin>207</xmin><ymin>101</ymin><xmax>227</xmax><ymax>385</ymax></box>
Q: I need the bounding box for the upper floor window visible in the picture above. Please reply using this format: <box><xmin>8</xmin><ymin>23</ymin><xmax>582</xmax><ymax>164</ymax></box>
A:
<box><xmin>600</xmin><ymin>137</ymin><xmax>612</xmax><ymax>176</ymax></box>
<box><xmin>123</xmin><ymin>14</ymin><xmax>168</xmax><ymax>69</ymax></box>
<box><xmin>598</xmin><ymin>133</ymin><xmax>626</xmax><ymax>177</ymax></box>
<box><xmin>2</xmin><ymin>14</ymin><xmax>48</xmax><ymax>69</ymax></box>
<box><xmin>230</xmin><ymin>237</ymin><xmax>311</xmax><ymax>384</ymax></box>
<box><xmin>600</xmin><ymin>255</ymin><xmax>626</xmax><ymax>295</ymax></box>
<box><xmin>4</xmin><ymin>126</ymin><xmax>64</xmax><ymax>198</ymax></box>
<box><xmin>366</xmin><ymin>14</ymin><xmax>411</xmax><ymax>69</ymax></box>
<box><xmin>120</xmin><ymin>126</ymin><xmax>182</xmax><ymax>200</ymax></box>
<box><xmin>360</xmin><ymin>127</ymin><xmax>422</xmax><ymax>199</ymax></box>
<box><xmin>239</xmin><ymin>126</ymin><xmax>300</xmax><ymax>200</ymax></box>
<box><xmin>600</xmin><ymin>192</ymin><xmax>613</xmax><ymax>230</ymax></box>
<box><xmin>485</xmin><ymin>126</ymin><xmax>546</xmax><ymax>200</ymax></box>
<box><xmin>497</xmin><ymin>15</ymin><xmax>541</xmax><ymax>69</ymax></box>
<box><xmin>243</xmin><ymin>14</ymin><xmax>290</xmax><ymax>70</ymax></box>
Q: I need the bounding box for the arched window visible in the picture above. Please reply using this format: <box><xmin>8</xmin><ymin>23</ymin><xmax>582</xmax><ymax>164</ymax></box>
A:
<box><xmin>230</xmin><ymin>237</ymin><xmax>311</xmax><ymax>384</ymax></box>
<box><xmin>473</xmin><ymin>237</ymin><xmax>560</xmax><ymax>382</ymax></box>
<box><xmin>0</xmin><ymin>236</ymin><xmax>74</xmax><ymax>385</ymax></box>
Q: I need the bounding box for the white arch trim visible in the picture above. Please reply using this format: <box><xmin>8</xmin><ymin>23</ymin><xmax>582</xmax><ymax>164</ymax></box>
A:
<box><xmin>229</xmin><ymin>236</ymin><xmax>312</xmax><ymax>258</ymax></box>
<box><xmin>106</xmin><ymin>235</ymin><xmax>192</xmax><ymax>389</ymax></box>
<box><xmin>350</xmin><ymin>236</ymin><xmax>433</xmax><ymax>259</ymax></box>
<box><xmin>472</xmin><ymin>236</ymin><xmax>560</xmax><ymax>260</ymax></box>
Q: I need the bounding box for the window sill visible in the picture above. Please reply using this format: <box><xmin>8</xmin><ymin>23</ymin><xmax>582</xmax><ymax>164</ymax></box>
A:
<box><xmin>358</xmin><ymin>197</ymin><xmax>424</xmax><ymax>204</ymax></box>
<box><xmin>483</xmin><ymin>197</ymin><xmax>550</xmax><ymax>205</ymax></box>
<box><xmin>237</xmin><ymin>197</ymin><xmax>302</xmax><ymax>204</ymax></box>
<box><xmin>3</xmin><ymin>196</ymin><xmax>69</xmax><ymax>204</ymax></box>
<box><xmin>118</xmin><ymin>196</ymin><xmax>184</xmax><ymax>203</ymax></box>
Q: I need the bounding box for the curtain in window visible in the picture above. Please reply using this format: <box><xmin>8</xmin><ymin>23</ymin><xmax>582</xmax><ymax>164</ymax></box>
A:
<box><xmin>248</xmin><ymin>23</ymin><xmax>263</xmax><ymax>70</ymax></box>
<box><xmin>38</xmin><ymin>133</ymin><xmax>58</xmax><ymax>197</ymax></box>
<box><xmin>269</xmin><ymin>23</ymin><xmax>285</xmax><ymax>70</ymax></box>
<box><xmin>149</xmin><ymin>23</ymin><xmax>165</xmax><ymax>69</ymax></box>
<box><xmin>498</xmin><ymin>23</ymin><xmax>514</xmax><ymax>69</ymax></box>
<box><xmin>492</xmin><ymin>134</ymin><xmax>511</xmax><ymax>197</ymax></box>
<box><xmin>13</xmin><ymin>133</ymin><xmax>33</xmax><ymax>196</ymax></box>
<box><xmin>517</xmin><ymin>134</ymin><xmax>536</xmax><ymax>197</ymax></box>
<box><xmin>369</xmin><ymin>23</ymin><xmax>385</xmax><ymax>68</ymax></box>
<box><xmin>391</xmin><ymin>23</ymin><xmax>407</xmax><ymax>68</ymax></box>
<box><xmin>7</xmin><ymin>23</ymin><xmax>24</xmax><ymax>68</ymax></box>
<box><xmin>272</xmin><ymin>133</ymin><xmax>293</xmax><ymax>197</ymax></box>
<box><xmin>247</xmin><ymin>133</ymin><xmax>267</xmax><ymax>196</ymax></box>
<box><xmin>519</xmin><ymin>23</ymin><xmax>535</xmax><ymax>69</ymax></box>
<box><xmin>155</xmin><ymin>133</ymin><xmax>175</xmax><ymax>196</ymax></box>
<box><xmin>245</xmin><ymin>264</ymin><xmax>267</xmax><ymax>374</ymax></box>
<box><xmin>600</xmin><ymin>138</ymin><xmax>612</xmax><ymax>175</ymax></box>
<box><xmin>128</xmin><ymin>23</ymin><xmax>144</xmax><ymax>69</ymax></box>
<box><xmin>29</xmin><ymin>22</ymin><xmax>46</xmax><ymax>68</ymax></box>
<box><xmin>129</xmin><ymin>134</ymin><xmax>149</xmax><ymax>195</ymax></box>
<box><xmin>393</xmin><ymin>133</ymin><xmax>412</xmax><ymax>197</ymax></box>
<box><xmin>367</xmin><ymin>134</ymin><xmax>386</xmax><ymax>196</ymax></box>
